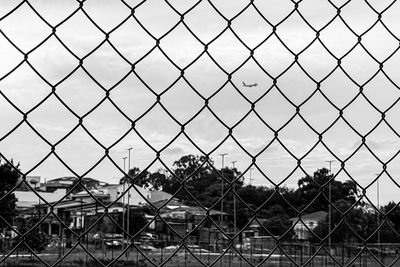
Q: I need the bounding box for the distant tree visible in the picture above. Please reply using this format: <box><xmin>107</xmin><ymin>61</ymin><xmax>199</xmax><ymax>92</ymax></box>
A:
<box><xmin>173</xmin><ymin>155</ymin><xmax>214</xmax><ymax>179</ymax></box>
<box><xmin>236</xmin><ymin>185</ymin><xmax>297</xmax><ymax>218</ymax></box>
<box><xmin>120</xmin><ymin>167</ymin><xmax>151</xmax><ymax>189</ymax></box>
<box><xmin>0</xmin><ymin>158</ymin><xmax>20</xmax><ymax>229</ymax></box>
<box><xmin>173</xmin><ymin>155</ymin><xmax>215</xmax><ymax>192</ymax></box>
<box><xmin>310</xmin><ymin>199</ymin><xmax>399</xmax><ymax>243</ymax></box>
<box><xmin>383</xmin><ymin>201</ymin><xmax>400</xmax><ymax>231</ymax></box>
<box><xmin>237</xmin><ymin>185</ymin><xmax>275</xmax><ymax>210</ymax></box>
<box><xmin>117</xmin><ymin>155</ymin><xmax>248</xmax><ymax>209</ymax></box>
<box><xmin>114</xmin><ymin>207</ymin><xmax>149</xmax><ymax>235</ymax></box>
<box><xmin>261</xmin><ymin>205</ymin><xmax>293</xmax><ymax>239</ymax></box>
<box><xmin>17</xmin><ymin>218</ymin><xmax>49</xmax><ymax>252</ymax></box>
<box><xmin>127</xmin><ymin>207</ymin><xmax>148</xmax><ymax>235</ymax></box>
<box><xmin>162</xmin><ymin>155</ymin><xmax>216</xmax><ymax>204</ymax></box>
<box><xmin>295</xmin><ymin>168</ymin><xmax>359</xmax><ymax>212</ymax></box>
<box><xmin>148</xmin><ymin>170</ymin><xmax>168</xmax><ymax>191</ymax></box>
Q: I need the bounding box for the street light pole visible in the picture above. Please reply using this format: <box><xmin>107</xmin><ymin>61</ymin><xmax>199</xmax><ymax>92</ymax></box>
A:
<box><xmin>376</xmin><ymin>174</ymin><xmax>380</xmax><ymax>246</ymax></box>
<box><xmin>249</xmin><ymin>167</ymin><xmax>254</xmax><ymax>185</ymax></box>
<box><xmin>122</xmin><ymin>157</ymin><xmax>127</xmax><ymax>251</ymax></box>
<box><xmin>219</xmin><ymin>153</ymin><xmax>228</xmax><ymax>227</ymax></box>
<box><xmin>127</xmin><ymin>148</ymin><xmax>132</xmax><ymax>240</ymax></box>
<box><xmin>231</xmin><ymin>161</ymin><xmax>237</xmax><ymax>235</ymax></box>
<box><xmin>326</xmin><ymin>160</ymin><xmax>335</xmax><ymax>255</ymax></box>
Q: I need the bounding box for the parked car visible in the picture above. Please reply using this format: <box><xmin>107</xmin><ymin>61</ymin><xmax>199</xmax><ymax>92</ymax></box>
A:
<box><xmin>139</xmin><ymin>232</ymin><xmax>158</xmax><ymax>243</ymax></box>
<box><xmin>104</xmin><ymin>233</ymin><xmax>123</xmax><ymax>248</ymax></box>
<box><xmin>140</xmin><ymin>244</ymin><xmax>157</xmax><ymax>251</ymax></box>
<box><xmin>187</xmin><ymin>244</ymin><xmax>209</xmax><ymax>253</ymax></box>
<box><xmin>164</xmin><ymin>245</ymin><xmax>180</xmax><ymax>252</ymax></box>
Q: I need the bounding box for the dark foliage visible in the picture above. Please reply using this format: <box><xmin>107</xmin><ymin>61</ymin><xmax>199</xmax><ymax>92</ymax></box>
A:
<box><xmin>0</xmin><ymin>158</ymin><xmax>20</xmax><ymax>228</ymax></box>
<box><xmin>296</xmin><ymin>168</ymin><xmax>359</xmax><ymax>213</ymax></box>
<box><xmin>119</xmin><ymin>155</ymin><xmax>399</xmax><ymax>243</ymax></box>
<box><xmin>17</xmin><ymin>218</ymin><xmax>49</xmax><ymax>253</ymax></box>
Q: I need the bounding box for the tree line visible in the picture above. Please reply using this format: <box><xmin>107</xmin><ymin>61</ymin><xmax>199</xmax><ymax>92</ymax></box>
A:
<box><xmin>120</xmin><ymin>154</ymin><xmax>400</xmax><ymax>243</ymax></box>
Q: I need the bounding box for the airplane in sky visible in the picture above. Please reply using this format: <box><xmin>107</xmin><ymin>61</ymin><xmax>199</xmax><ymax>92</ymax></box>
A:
<box><xmin>242</xmin><ymin>81</ymin><xmax>258</xmax><ymax>88</ymax></box>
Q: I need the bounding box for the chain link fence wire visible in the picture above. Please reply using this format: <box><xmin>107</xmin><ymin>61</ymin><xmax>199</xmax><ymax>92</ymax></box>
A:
<box><xmin>1</xmin><ymin>0</ymin><xmax>400</xmax><ymax>266</ymax></box>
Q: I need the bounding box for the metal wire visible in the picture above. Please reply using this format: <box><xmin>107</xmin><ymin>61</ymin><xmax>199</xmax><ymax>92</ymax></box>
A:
<box><xmin>1</xmin><ymin>0</ymin><xmax>400</xmax><ymax>266</ymax></box>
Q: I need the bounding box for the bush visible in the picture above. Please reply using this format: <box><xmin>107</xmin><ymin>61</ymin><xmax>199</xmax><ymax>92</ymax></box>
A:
<box><xmin>16</xmin><ymin>218</ymin><xmax>49</xmax><ymax>253</ymax></box>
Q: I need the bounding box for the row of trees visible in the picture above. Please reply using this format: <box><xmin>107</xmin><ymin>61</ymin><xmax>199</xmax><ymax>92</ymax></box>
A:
<box><xmin>120</xmin><ymin>154</ymin><xmax>400</xmax><ymax>243</ymax></box>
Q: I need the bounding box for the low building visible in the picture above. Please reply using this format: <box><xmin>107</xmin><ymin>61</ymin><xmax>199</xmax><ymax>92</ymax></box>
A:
<box><xmin>30</xmin><ymin>189</ymin><xmax>112</xmax><ymax>237</ymax></box>
<box><xmin>153</xmin><ymin>199</ymin><xmax>228</xmax><ymax>246</ymax></box>
<box><xmin>149</xmin><ymin>190</ymin><xmax>173</xmax><ymax>203</ymax></box>
<box><xmin>14</xmin><ymin>189</ymin><xmax>67</xmax><ymax>211</ymax></box>
<box><xmin>17</xmin><ymin>176</ymin><xmax>41</xmax><ymax>191</ymax></box>
<box><xmin>39</xmin><ymin>177</ymin><xmax>107</xmax><ymax>192</ymax></box>
<box><xmin>245</xmin><ymin>218</ymin><xmax>268</xmax><ymax>238</ymax></box>
<box><xmin>100</xmin><ymin>183</ymin><xmax>150</xmax><ymax>206</ymax></box>
<box><xmin>290</xmin><ymin>211</ymin><xmax>327</xmax><ymax>240</ymax></box>
<box><xmin>70</xmin><ymin>189</ymin><xmax>110</xmax><ymax>204</ymax></box>
<box><xmin>15</xmin><ymin>178</ymin><xmax>178</xmax><ymax>245</ymax></box>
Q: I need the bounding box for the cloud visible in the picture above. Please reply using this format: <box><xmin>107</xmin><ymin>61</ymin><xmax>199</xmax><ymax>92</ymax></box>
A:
<box><xmin>2</xmin><ymin>0</ymin><xmax>400</xmax><ymax>205</ymax></box>
<box><xmin>162</xmin><ymin>147</ymin><xmax>185</xmax><ymax>155</ymax></box>
<box><xmin>351</xmin><ymin>139</ymin><xmax>400</xmax><ymax>153</ymax></box>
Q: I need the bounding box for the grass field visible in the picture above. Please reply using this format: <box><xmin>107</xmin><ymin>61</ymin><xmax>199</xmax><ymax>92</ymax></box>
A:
<box><xmin>2</xmin><ymin>245</ymin><xmax>400</xmax><ymax>266</ymax></box>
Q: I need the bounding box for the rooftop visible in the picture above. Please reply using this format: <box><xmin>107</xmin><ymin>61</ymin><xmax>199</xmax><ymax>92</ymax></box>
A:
<box><xmin>290</xmin><ymin>211</ymin><xmax>328</xmax><ymax>222</ymax></box>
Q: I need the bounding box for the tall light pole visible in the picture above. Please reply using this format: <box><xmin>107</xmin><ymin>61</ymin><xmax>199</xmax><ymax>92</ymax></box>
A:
<box><xmin>376</xmin><ymin>173</ymin><xmax>380</xmax><ymax>246</ymax></box>
<box><xmin>219</xmin><ymin>153</ymin><xmax>228</xmax><ymax>226</ymax></box>
<box><xmin>127</xmin><ymin>148</ymin><xmax>132</xmax><ymax>240</ymax></box>
<box><xmin>231</xmin><ymin>161</ymin><xmax>237</xmax><ymax>235</ymax></box>
<box><xmin>326</xmin><ymin>160</ymin><xmax>335</xmax><ymax>254</ymax></box>
<box><xmin>122</xmin><ymin>156</ymin><xmax>127</xmax><ymax>250</ymax></box>
<box><xmin>249</xmin><ymin>167</ymin><xmax>254</xmax><ymax>185</ymax></box>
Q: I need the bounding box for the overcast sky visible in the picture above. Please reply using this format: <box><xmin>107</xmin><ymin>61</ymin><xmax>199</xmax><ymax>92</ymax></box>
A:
<box><xmin>1</xmin><ymin>0</ymin><xmax>400</xmax><ymax>205</ymax></box>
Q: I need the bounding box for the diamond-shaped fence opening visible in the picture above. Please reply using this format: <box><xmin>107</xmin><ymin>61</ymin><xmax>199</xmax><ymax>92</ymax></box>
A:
<box><xmin>1</xmin><ymin>0</ymin><xmax>400</xmax><ymax>266</ymax></box>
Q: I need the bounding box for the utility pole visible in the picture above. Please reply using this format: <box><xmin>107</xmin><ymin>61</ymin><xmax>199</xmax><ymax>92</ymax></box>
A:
<box><xmin>326</xmin><ymin>160</ymin><xmax>335</xmax><ymax>255</ymax></box>
<box><xmin>219</xmin><ymin>153</ymin><xmax>228</xmax><ymax>227</ymax></box>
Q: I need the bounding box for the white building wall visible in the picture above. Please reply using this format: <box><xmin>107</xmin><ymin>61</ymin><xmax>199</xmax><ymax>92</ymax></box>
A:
<box><xmin>120</xmin><ymin>184</ymin><xmax>150</xmax><ymax>206</ymax></box>
<box><xmin>149</xmin><ymin>191</ymin><xmax>173</xmax><ymax>203</ymax></box>
<box><xmin>102</xmin><ymin>186</ymin><xmax>118</xmax><ymax>202</ymax></box>
<box><xmin>293</xmin><ymin>219</ymin><xmax>319</xmax><ymax>240</ymax></box>
<box><xmin>103</xmin><ymin>184</ymin><xmax>150</xmax><ymax>206</ymax></box>
<box><xmin>15</xmin><ymin>189</ymin><xmax>67</xmax><ymax>208</ymax></box>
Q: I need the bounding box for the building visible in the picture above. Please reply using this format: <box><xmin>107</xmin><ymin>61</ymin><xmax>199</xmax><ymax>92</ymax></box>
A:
<box><xmin>152</xmin><ymin>199</ymin><xmax>227</xmax><ymax>247</ymax></box>
<box><xmin>149</xmin><ymin>190</ymin><xmax>173</xmax><ymax>203</ymax></box>
<box><xmin>15</xmin><ymin>177</ymin><xmax>211</xmax><ymax>247</ymax></box>
<box><xmin>39</xmin><ymin>177</ymin><xmax>107</xmax><ymax>192</ymax></box>
<box><xmin>16</xmin><ymin>176</ymin><xmax>41</xmax><ymax>191</ymax></box>
<box><xmin>244</xmin><ymin>218</ymin><xmax>268</xmax><ymax>238</ymax></box>
<box><xmin>18</xmin><ymin>183</ymin><xmax>154</xmax><ymax>235</ymax></box>
<box><xmin>100</xmin><ymin>183</ymin><xmax>150</xmax><ymax>206</ymax></box>
<box><xmin>290</xmin><ymin>211</ymin><xmax>327</xmax><ymax>240</ymax></box>
<box><xmin>14</xmin><ymin>189</ymin><xmax>67</xmax><ymax>211</ymax></box>
<box><xmin>30</xmin><ymin>189</ymin><xmax>113</xmax><ymax>238</ymax></box>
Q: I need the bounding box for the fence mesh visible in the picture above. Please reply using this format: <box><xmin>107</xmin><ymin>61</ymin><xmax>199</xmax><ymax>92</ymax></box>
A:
<box><xmin>1</xmin><ymin>0</ymin><xmax>400</xmax><ymax>266</ymax></box>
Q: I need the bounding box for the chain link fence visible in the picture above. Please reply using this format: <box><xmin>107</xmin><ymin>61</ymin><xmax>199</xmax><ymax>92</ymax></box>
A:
<box><xmin>1</xmin><ymin>0</ymin><xmax>400</xmax><ymax>266</ymax></box>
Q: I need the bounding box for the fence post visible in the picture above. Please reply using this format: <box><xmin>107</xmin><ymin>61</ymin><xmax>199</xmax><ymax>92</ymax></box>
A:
<box><xmin>342</xmin><ymin>244</ymin><xmax>344</xmax><ymax>266</ymax></box>
<box><xmin>250</xmin><ymin>241</ymin><xmax>253</xmax><ymax>265</ymax></box>
<box><xmin>300</xmin><ymin>241</ymin><xmax>303</xmax><ymax>266</ymax></box>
